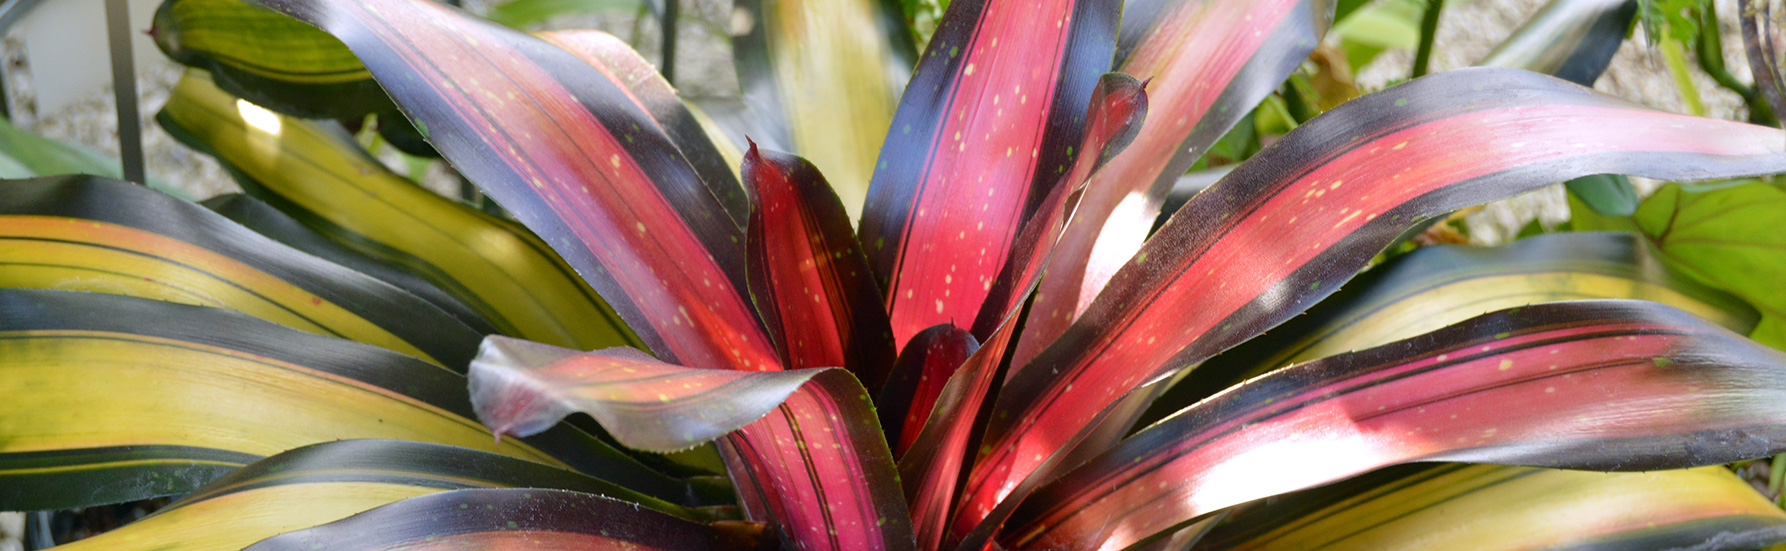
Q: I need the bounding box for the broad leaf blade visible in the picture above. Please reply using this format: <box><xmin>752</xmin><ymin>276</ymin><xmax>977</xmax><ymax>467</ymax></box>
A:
<box><xmin>252</xmin><ymin>0</ymin><xmax>777</xmax><ymax>371</ymax></box>
<box><xmin>858</xmin><ymin>0</ymin><xmax>1121</xmax><ymax>348</ymax></box>
<box><xmin>744</xmin><ymin>145</ymin><xmax>897</xmax><ymax>390</ymax></box>
<box><xmin>959</xmin><ymin>67</ymin><xmax>1786</xmax><ymax>543</ymax></box>
<box><xmin>469</xmin><ymin>335</ymin><xmax>817</xmax><ymax>452</ymax></box>
<box><xmin>53</xmin><ymin>440</ymin><xmax>691</xmax><ymax>551</ymax></box>
<box><xmin>246</xmin><ymin>488</ymin><xmax>754</xmax><ymax>551</ymax></box>
<box><xmin>0</xmin><ymin>175</ymin><xmax>480</xmax><ymax>368</ymax></box>
<box><xmin>159</xmin><ymin>70</ymin><xmax>640</xmax><ymax>351</ymax></box>
<box><xmin>1009</xmin><ymin>300</ymin><xmax>1786</xmax><ymax>551</ymax></box>
<box><xmin>1144</xmin><ymin>231</ymin><xmax>1760</xmax><ymax>421</ymax></box>
<box><xmin>1018</xmin><ymin>0</ymin><xmax>1330</xmax><ymax>366</ymax></box>
<box><xmin>152</xmin><ymin>0</ymin><xmax>389</xmax><ymax>119</ymax></box>
<box><xmin>1630</xmin><ymin>181</ymin><xmax>1786</xmax><ymax>350</ymax></box>
<box><xmin>877</xmin><ymin>324</ymin><xmax>979</xmax><ymax>455</ymax></box>
<box><xmin>1478</xmin><ymin>0</ymin><xmax>1638</xmax><ymax>86</ymax></box>
<box><xmin>466</xmin><ymin>336</ymin><xmax>915</xmax><ymax>551</ymax></box>
<box><xmin>0</xmin><ymin>289</ymin><xmax>689</xmax><ymax>510</ymax></box>
<box><xmin>1198</xmin><ymin>463</ymin><xmax>1786</xmax><ymax>551</ymax></box>
<box><xmin>733</xmin><ymin>0</ymin><xmax>916</xmax><ymax>218</ymax></box>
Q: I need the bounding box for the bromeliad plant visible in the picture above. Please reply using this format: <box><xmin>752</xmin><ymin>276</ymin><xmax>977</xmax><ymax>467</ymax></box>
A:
<box><xmin>10</xmin><ymin>0</ymin><xmax>1786</xmax><ymax>550</ymax></box>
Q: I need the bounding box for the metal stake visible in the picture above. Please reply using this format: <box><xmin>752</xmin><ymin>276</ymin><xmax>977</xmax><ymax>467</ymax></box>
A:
<box><xmin>104</xmin><ymin>0</ymin><xmax>145</xmax><ymax>184</ymax></box>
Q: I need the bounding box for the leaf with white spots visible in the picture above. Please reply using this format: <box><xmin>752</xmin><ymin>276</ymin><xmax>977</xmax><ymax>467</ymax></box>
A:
<box><xmin>1007</xmin><ymin>300</ymin><xmax>1786</xmax><ymax>551</ymax></box>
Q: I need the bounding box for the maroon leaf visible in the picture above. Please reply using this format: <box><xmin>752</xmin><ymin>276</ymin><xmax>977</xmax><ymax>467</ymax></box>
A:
<box><xmin>953</xmin><ymin>68</ymin><xmax>1786</xmax><ymax>545</ymax></box>
<box><xmin>857</xmin><ymin>0</ymin><xmax>1122</xmax><ymax>349</ymax></box>
<box><xmin>877</xmin><ymin>324</ymin><xmax>980</xmax><ymax>456</ymax></box>
<box><xmin>744</xmin><ymin>143</ymin><xmax>897</xmax><ymax>391</ymax></box>
<box><xmin>1006</xmin><ymin>300</ymin><xmax>1786</xmax><ymax>551</ymax></box>
<box><xmin>252</xmin><ymin>0</ymin><xmax>777</xmax><ymax>372</ymax></box>
<box><xmin>1017</xmin><ymin>0</ymin><xmax>1330</xmax><ymax>368</ymax></box>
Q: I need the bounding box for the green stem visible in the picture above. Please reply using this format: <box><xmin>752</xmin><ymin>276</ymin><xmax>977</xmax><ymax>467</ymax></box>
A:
<box><xmin>1660</xmin><ymin>38</ymin><xmax>1707</xmax><ymax>116</ymax></box>
<box><xmin>1412</xmin><ymin>0</ymin><xmax>1444</xmax><ymax>78</ymax></box>
<box><xmin>1697</xmin><ymin>1</ymin><xmax>1778</xmax><ymax>125</ymax></box>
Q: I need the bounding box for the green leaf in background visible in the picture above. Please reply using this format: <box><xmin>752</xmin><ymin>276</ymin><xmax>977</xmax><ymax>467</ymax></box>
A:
<box><xmin>0</xmin><ymin>117</ymin><xmax>185</xmax><ymax>198</ymax></box>
<box><xmin>486</xmin><ymin>0</ymin><xmax>643</xmax><ymax>29</ymax></box>
<box><xmin>1627</xmin><ymin>180</ymin><xmax>1786</xmax><ymax>349</ymax></box>
<box><xmin>1565</xmin><ymin>173</ymin><xmax>1642</xmax><ymax>216</ymax></box>
<box><xmin>1329</xmin><ymin>0</ymin><xmax>1422</xmax><ymax>72</ymax></box>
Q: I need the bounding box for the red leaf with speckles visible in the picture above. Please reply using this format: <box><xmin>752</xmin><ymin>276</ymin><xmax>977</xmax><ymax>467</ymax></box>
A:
<box><xmin>466</xmin><ymin>335</ymin><xmax>915</xmax><ymax>551</ymax></box>
<box><xmin>951</xmin><ymin>67</ymin><xmax>1786</xmax><ymax>547</ymax></box>
<box><xmin>251</xmin><ymin>0</ymin><xmax>775</xmax><ymax>372</ymax></box>
<box><xmin>1016</xmin><ymin>0</ymin><xmax>1331</xmax><ymax>368</ymax></box>
<box><xmin>878</xmin><ymin>324</ymin><xmax>979</xmax><ymax>456</ymax></box>
<box><xmin>1004</xmin><ymin>300</ymin><xmax>1786</xmax><ymax>551</ymax></box>
<box><xmin>857</xmin><ymin>0</ymin><xmax>1121</xmax><ymax>349</ymax></box>
<box><xmin>744</xmin><ymin>144</ymin><xmax>898</xmax><ymax>391</ymax></box>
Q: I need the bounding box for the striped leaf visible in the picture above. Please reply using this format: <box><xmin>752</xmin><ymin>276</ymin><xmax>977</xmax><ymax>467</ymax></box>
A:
<box><xmin>1197</xmin><ymin>463</ymin><xmax>1786</xmax><ymax>551</ymax></box>
<box><xmin>1144</xmin><ymin>231</ymin><xmax>1759</xmax><ymax>421</ymax></box>
<box><xmin>0</xmin><ymin>175</ymin><xmax>479</xmax><ymax>368</ymax></box>
<box><xmin>158</xmin><ymin>70</ymin><xmax>641</xmax><ymax>351</ymax></box>
<box><xmin>954</xmin><ymin>68</ymin><xmax>1786</xmax><ymax>543</ymax></box>
<box><xmin>151</xmin><ymin>0</ymin><xmax>388</xmax><ymax>119</ymax></box>
<box><xmin>743</xmin><ymin>145</ymin><xmax>897</xmax><ymax>390</ymax></box>
<box><xmin>857</xmin><ymin>0</ymin><xmax>1121</xmax><ymax>348</ymax></box>
<box><xmin>246</xmin><ymin>488</ymin><xmax>761</xmax><ymax>551</ymax></box>
<box><xmin>732</xmin><ymin>0</ymin><xmax>916</xmax><ymax>218</ymax></box>
<box><xmin>877</xmin><ymin>324</ymin><xmax>978</xmax><ymax>456</ymax></box>
<box><xmin>1017</xmin><ymin>0</ymin><xmax>1331</xmax><ymax>367</ymax></box>
<box><xmin>52</xmin><ymin>439</ymin><xmax>691</xmax><ymax>551</ymax></box>
<box><xmin>248</xmin><ymin>0</ymin><xmax>777</xmax><ymax>371</ymax></box>
<box><xmin>1008</xmin><ymin>300</ymin><xmax>1786</xmax><ymax>551</ymax></box>
<box><xmin>0</xmin><ymin>288</ymin><xmax>689</xmax><ymax>510</ymax></box>
<box><xmin>1478</xmin><ymin>0</ymin><xmax>1638</xmax><ymax>86</ymax></box>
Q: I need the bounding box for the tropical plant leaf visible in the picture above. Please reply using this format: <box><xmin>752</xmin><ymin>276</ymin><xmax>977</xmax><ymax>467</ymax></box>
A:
<box><xmin>469</xmin><ymin>335</ymin><xmax>818</xmax><ymax>452</ymax></box>
<box><xmin>158</xmin><ymin>70</ymin><xmax>642</xmax><ymax>351</ymax></box>
<box><xmin>743</xmin><ymin>144</ymin><xmax>897</xmax><ymax>390</ymax></box>
<box><xmin>203</xmin><ymin>193</ymin><xmax>498</xmax><ymax>336</ymax></box>
<box><xmin>0</xmin><ymin>175</ymin><xmax>480</xmax><ymax>368</ymax></box>
<box><xmin>1478</xmin><ymin>0</ymin><xmax>1638</xmax><ymax>87</ymax></box>
<box><xmin>0</xmin><ymin>288</ymin><xmax>689</xmax><ymax>510</ymax></box>
<box><xmin>897</xmin><ymin>317</ymin><xmax>1019</xmax><ymax>551</ymax></box>
<box><xmin>856</xmin><ymin>0</ymin><xmax>1120</xmax><ymax>348</ymax></box>
<box><xmin>465</xmin><ymin>335</ymin><xmax>914</xmax><ymax>551</ymax></box>
<box><xmin>487</xmin><ymin>0</ymin><xmax>642</xmax><ymax>28</ymax></box>
<box><xmin>538</xmin><ymin>29</ymin><xmax>749</xmax><ymax>223</ymax></box>
<box><xmin>248</xmin><ymin>0</ymin><xmax>777</xmax><ymax>372</ymax></box>
<box><xmin>51</xmin><ymin>439</ymin><xmax>692</xmax><ymax>551</ymax></box>
<box><xmin>1144</xmin><ymin>231</ymin><xmax>1760</xmax><ymax>422</ymax></box>
<box><xmin>1628</xmin><ymin>181</ymin><xmax>1786</xmax><ymax>350</ymax></box>
<box><xmin>1018</xmin><ymin>0</ymin><xmax>1330</xmax><ymax>367</ymax></box>
<box><xmin>732</xmin><ymin>0</ymin><xmax>915</xmax><ymax>219</ymax></box>
<box><xmin>0</xmin><ymin>118</ymin><xmax>187</xmax><ymax>198</ymax></box>
<box><xmin>1196</xmin><ymin>463</ymin><xmax>1786</xmax><ymax>551</ymax></box>
<box><xmin>245</xmin><ymin>488</ymin><xmax>764</xmax><ymax>551</ymax></box>
<box><xmin>955</xmin><ymin>67</ymin><xmax>1786</xmax><ymax>545</ymax></box>
<box><xmin>1008</xmin><ymin>300</ymin><xmax>1786</xmax><ymax>551</ymax></box>
<box><xmin>151</xmin><ymin>0</ymin><xmax>390</xmax><ymax>119</ymax></box>
<box><xmin>877</xmin><ymin>324</ymin><xmax>978</xmax><ymax>456</ymax></box>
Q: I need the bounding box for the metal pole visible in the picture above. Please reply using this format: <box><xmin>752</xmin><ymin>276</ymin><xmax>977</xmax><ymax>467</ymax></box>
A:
<box><xmin>660</xmin><ymin>0</ymin><xmax>677</xmax><ymax>83</ymax></box>
<box><xmin>104</xmin><ymin>0</ymin><xmax>145</xmax><ymax>184</ymax></box>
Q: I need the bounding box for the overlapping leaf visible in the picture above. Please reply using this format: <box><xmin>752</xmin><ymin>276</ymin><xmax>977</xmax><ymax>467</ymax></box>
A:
<box><xmin>466</xmin><ymin>337</ymin><xmax>915</xmax><ymax>551</ymax></box>
<box><xmin>247</xmin><ymin>488</ymin><xmax>762</xmax><ymax>551</ymax></box>
<box><xmin>877</xmin><ymin>324</ymin><xmax>978</xmax><ymax>455</ymax></box>
<box><xmin>743</xmin><ymin>145</ymin><xmax>896</xmax><ymax>390</ymax></box>
<box><xmin>1018</xmin><ymin>0</ymin><xmax>1331</xmax><ymax>367</ymax></box>
<box><xmin>152</xmin><ymin>0</ymin><xmax>389</xmax><ymax>118</ymax></box>
<box><xmin>0</xmin><ymin>288</ymin><xmax>687</xmax><ymax>510</ymax></box>
<box><xmin>1145</xmin><ymin>231</ymin><xmax>1759</xmax><ymax>420</ymax></box>
<box><xmin>52</xmin><ymin>439</ymin><xmax>690</xmax><ymax>551</ymax></box>
<box><xmin>158</xmin><ymin>70</ymin><xmax>639</xmax><ymax>351</ymax></box>
<box><xmin>858</xmin><ymin>0</ymin><xmax>1121</xmax><ymax>347</ymax></box>
<box><xmin>732</xmin><ymin>0</ymin><xmax>916</xmax><ymax>219</ymax></box>
<box><xmin>1008</xmin><ymin>300</ymin><xmax>1786</xmax><ymax>551</ymax></box>
<box><xmin>956</xmin><ymin>67</ymin><xmax>1786</xmax><ymax>544</ymax></box>
<box><xmin>0</xmin><ymin>175</ymin><xmax>479</xmax><ymax>368</ymax></box>
<box><xmin>1478</xmin><ymin>0</ymin><xmax>1637</xmax><ymax>86</ymax></box>
<box><xmin>1197</xmin><ymin>463</ymin><xmax>1786</xmax><ymax>551</ymax></box>
<box><xmin>249</xmin><ymin>0</ymin><xmax>776</xmax><ymax>371</ymax></box>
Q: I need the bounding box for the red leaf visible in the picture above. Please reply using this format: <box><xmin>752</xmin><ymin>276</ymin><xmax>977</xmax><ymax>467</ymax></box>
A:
<box><xmin>744</xmin><ymin>144</ymin><xmax>897</xmax><ymax>390</ymax></box>
<box><xmin>953</xmin><ymin>68</ymin><xmax>1786</xmax><ymax>545</ymax></box>
<box><xmin>877</xmin><ymin>324</ymin><xmax>980</xmax><ymax>456</ymax></box>
<box><xmin>1006</xmin><ymin>300</ymin><xmax>1786</xmax><ymax>551</ymax></box>
<box><xmin>1016</xmin><ymin>0</ymin><xmax>1329</xmax><ymax>368</ymax></box>
<box><xmin>255</xmin><ymin>0</ymin><xmax>777</xmax><ymax>372</ymax></box>
<box><xmin>858</xmin><ymin>0</ymin><xmax>1121</xmax><ymax>348</ymax></box>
